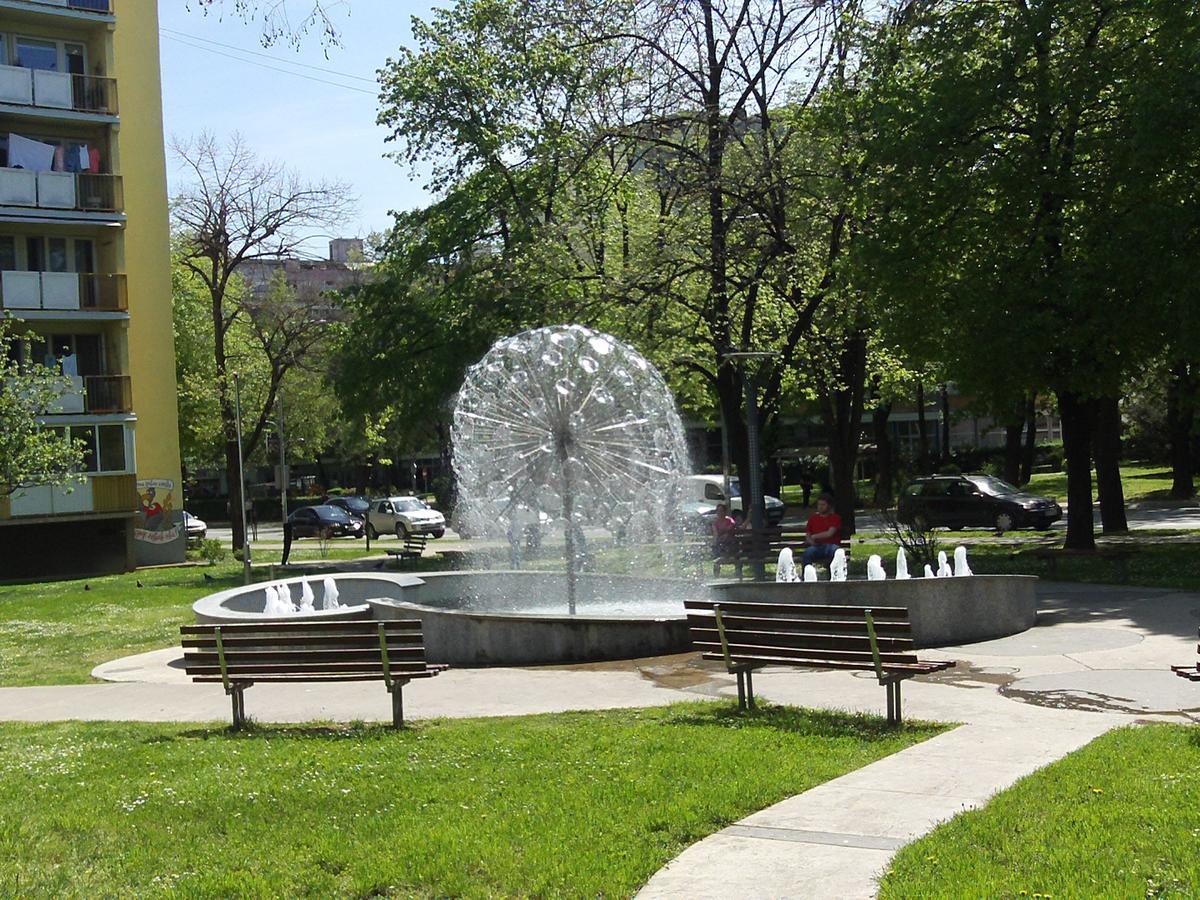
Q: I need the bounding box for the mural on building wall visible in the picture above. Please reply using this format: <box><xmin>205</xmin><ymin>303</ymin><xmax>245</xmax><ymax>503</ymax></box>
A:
<box><xmin>135</xmin><ymin>478</ymin><xmax>181</xmax><ymax>544</ymax></box>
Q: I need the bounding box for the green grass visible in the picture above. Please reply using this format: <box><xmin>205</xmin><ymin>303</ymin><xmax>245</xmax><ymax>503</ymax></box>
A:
<box><xmin>0</xmin><ymin>704</ymin><xmax>943</xmax><ymax>897</ymax></box>
<box><xmin>879</xmin><ymin>724</ymin><xmax>1200</xmax><ymax>898</ymax></box>
<box><xmin>1022</xmin><ymin>463</ymin><xmax>1173</xmax><ymax>504</ymax></box>
<box><xmin>0</xmin><ymin>564</ymin><xmax>250</xmax><ymax>687</ymax></box>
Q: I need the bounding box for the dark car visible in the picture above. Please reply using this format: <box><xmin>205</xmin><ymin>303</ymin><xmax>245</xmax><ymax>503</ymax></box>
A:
<box><xmin>326</xmin><ymin>495</ymin><xmax>371</xmax><ymax>521</ymax></box>
<box><xmin>898</xmin><ymin>474</ymin><xmax>1062</xmax><ymax>532</ymax></box>
<box><xmin>287</xmin><ymin>504</ymin><xmax>364</xmax><ymax>538</ymax></box>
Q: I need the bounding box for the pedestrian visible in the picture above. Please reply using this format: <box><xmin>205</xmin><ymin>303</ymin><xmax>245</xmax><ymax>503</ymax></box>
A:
<box><xmin>800</xmin><ymin>492</ymin><xmax>842</xmax><ymax>567</ymax></box>
<box><xmin>711</xmin><ymin>503</ymin><xmax>736</xmax><ymax>558</ymax></box>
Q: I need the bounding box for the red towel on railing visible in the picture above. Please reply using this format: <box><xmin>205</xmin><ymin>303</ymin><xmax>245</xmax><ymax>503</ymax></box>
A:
<box><xmin>87</xmin><ymin>147</ymin><xmax>100</xmax><ymax>173</ymax></box>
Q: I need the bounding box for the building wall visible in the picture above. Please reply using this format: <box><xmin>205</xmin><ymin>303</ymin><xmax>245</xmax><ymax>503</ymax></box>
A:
<box><xmin>114</xmin><ymin>2</ymin><xmax>184</xmax><ymax>564</ymax></box>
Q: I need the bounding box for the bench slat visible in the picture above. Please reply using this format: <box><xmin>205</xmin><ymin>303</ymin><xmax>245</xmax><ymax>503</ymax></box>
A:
<box><xmin>180</xmin><ymin>620</ymin><xmax>421</xmax><ymax>635</ymax></box>
<box><xmin>182</xmin><ymin>633</ymin><xmax>422</xmax><ymax>649</ymax></box>
<box><xmin>183</xmin><ymin>647</ymin><xmax>428</xmax><ymax>664</ymax></box>
<box><xmin>700</xmin><ymin>651</ymin><xmax>947</xmax><ymax>674</ymax></box>
<box><xmin>189</xmin><ymin>671</ymin><xmax>441</xmax><ymax>683</ymax></box>
<box><xmin>684</xmin><ymin>600</ymin><xmax>910</xmax><ymax>619</ymax></box>
<box><xmin>687</xmin><ymin>613</ymin><xmax>912</xmax><ymax>635</ymax></box>
<box><xmin>696</xmin><ymin>640</ymin><xmax>919</xmax><ymax>666</ymax></box>
<box><xmin>690</xmin><ymin>627</ymin><xmax>913</xmax><ymax>651</ymax></box>
<box><xmin>182</xmin><ymin>661</ymin><xmax>436</xmax><ymax>675</ymax></box>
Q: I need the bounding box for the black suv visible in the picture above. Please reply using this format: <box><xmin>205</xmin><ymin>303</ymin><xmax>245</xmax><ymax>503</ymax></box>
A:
<box><xmin>898</xmin><ymin>474</ymin><xmax>1061</xmax><ymax>532</ymax></box>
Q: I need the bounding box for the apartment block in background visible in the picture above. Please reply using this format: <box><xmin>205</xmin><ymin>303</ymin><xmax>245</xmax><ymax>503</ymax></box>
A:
<box><xmin>0</xmin><ymin>0</ymin><xmax>183</xmax><ymax>578</ymax></box>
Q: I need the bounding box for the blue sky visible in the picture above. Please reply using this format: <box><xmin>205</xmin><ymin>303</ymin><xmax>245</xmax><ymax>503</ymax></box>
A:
<box><xmin>158</xmin><ymin>0</ymin><xmax>441</xmax><ymax>257</ymax></box>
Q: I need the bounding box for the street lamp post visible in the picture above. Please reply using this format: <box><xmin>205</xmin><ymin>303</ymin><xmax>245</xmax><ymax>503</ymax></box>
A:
<box><xmin>233</xmin><ymin>374</ymin><xmax>251</xmax><ymax>585</ymax></box>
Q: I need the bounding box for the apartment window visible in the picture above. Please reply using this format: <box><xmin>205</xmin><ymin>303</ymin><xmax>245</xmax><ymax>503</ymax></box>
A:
<box><xmin>96</xmin><ymin>423</ymin><xmax>125</xmax><ymax>471</ymax></box>
<box><xmin>0</xmin><ymin>236</ymin><xmax>15</xmax><ymax>271</ymax></box>
<box><xmin>75</xmin><ymin>423</ymin><xmax>98</xmax><ymax>472</ymax></box>
<box><xmin>41</xmin><ymin>333</ymin><xmax>103</xmax><ymax>375</ymax></box>
<box><xmin>14</xmin><ymin>38</ymin><xmax>56</xmax><ymax>71</ymax></box>
<box><xmin>47</xmin><ymin>237</ymin><xmax>68</xmax><ymax>272</ymax></box>
<box><xmin>21</xmin><ymin>237</ymin><xmax>95</xmax><ymax>272</ymax></box>
<box><xmin>13</xmin><ymin>38</ymin><xmax>86</xmax><ymax>74</ymax></box>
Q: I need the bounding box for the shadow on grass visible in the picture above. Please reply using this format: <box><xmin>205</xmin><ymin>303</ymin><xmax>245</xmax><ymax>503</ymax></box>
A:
<box><xmin>149</xmin><ymin>719</ymin><xmax>409</xmax><ymax>744</ymax></box>
<box><xmin>660</xmin><ymin>701</ymin><xmax>948</xmax><ymax>741</ymax></box>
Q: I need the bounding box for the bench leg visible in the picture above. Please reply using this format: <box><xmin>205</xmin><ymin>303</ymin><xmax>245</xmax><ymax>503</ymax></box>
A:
<box><xmin>390</xmin><ymin>682</ymin><xmax>405</xmax><ymax>728</ymax></box>
<box><xmin>885</xmin><ymin>681</ymin><xmax>903</xmax><ymax>726</ymax></box>
<box><xmin>229</xmin><ymin>684</ymin><xmax>246</xmax><ymax>730</ymax></box>
<box><xmin>745</xmin><ymin>668</ymin><xmax>756</xmax><ymax>710</ymax></box>
<box><xmin>736</xmin><ymin>669</ymin><xmax>746</xmax><ymax>710</ymax></box>
<box><xmin>895</xmin><ymin>679</ymin><xmax>902</xmax><ymax>725</ymax></box>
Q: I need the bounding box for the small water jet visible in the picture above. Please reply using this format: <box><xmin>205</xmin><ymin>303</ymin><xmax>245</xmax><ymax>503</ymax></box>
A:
<box><xmin>830</xmin><ymin>548</ymin><xmax>848</xmax><ymax>582</ymax></box>
<box><xmin>867</xmin><ymin>555</ymin><xmax>886</xmax><ymax>581</ymax></box>
<box><xmin>776</xmin><ymin>548</ymin><xmax>799</xmax><ymax>583</ymax></box>
<box><xmin>896</xmin><ymin>548</ymin><xmax>911</xmax><ymax>580</ymax></box>
<box><xmin>954</xmin><ymin>546</ymin><xmax>973</xmax><ymax>577</ymax></box>
<box><xmin>937</xmin><ymin>550</ymin><xmax>952</xmax><ymax>577</ymax></box>
<box><xmin>803</xmin><ymin>564</ymin><xmax>818</xmax><ymax>582</ymax></box>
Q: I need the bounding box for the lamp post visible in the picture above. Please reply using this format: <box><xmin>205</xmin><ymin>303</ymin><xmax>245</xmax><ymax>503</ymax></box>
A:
<box><xmin>233</xmin><ymin>374</ymin><xmax>251</xmax><ymax>585</ymax></box>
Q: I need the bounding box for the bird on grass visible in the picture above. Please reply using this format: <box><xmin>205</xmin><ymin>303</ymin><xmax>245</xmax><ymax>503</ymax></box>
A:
<box><xmin>136</xmin><ymin>580</ymin><xmax>144</xmax><ymax>588</ymax></box>
<box><xmin>83</xmin><ymin>584</ymin><xmax>90</xmax><ymax>591</ymax></box>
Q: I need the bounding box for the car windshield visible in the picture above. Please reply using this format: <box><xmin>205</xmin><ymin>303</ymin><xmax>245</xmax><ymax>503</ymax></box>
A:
<box><xmin>340</xmin><ymin>498</ymin><xmax>369</xmax><ymax>512</ymax></box>
<box><xmin>394</xmin><ymin>498</ymin><xmax>428</xmax><ymax>512</ymax></box>
<box><xmin>725</xmin><ymin>478</ymin><xmax>742</xmax><ymax>498</ymax></box>
<box><xmin>966</xmin><ymin>475</ymin><xmax>1020</xmax><ymax>496</ymax></box>
<box><xmin>315</xmin><ymin>505</ymin><xmax>351</xmax><ymax>521</ymax></box>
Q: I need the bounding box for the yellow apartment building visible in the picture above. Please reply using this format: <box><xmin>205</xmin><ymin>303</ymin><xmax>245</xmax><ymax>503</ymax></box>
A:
<box><xmin>0</xmin><ymin>0</ymin><xmax>182</xmax><ymax>579</ymax></box>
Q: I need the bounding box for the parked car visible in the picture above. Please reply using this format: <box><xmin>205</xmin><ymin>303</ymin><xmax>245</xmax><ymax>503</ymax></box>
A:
<box><xmin>286</xmin><ymin>504</ymin><xmax>365</xmax><ymax>539</ymax></box>
<box><xmin>367</xmin><ymin>496</ymin><xmax>446</xmax><ymax>539</ymax></box>
<box><xmin>183</xmin><ymin>511</ymin><xmax>207</xmax><ymax>543</ymax></box>
<box><xmin>680</xmin><ymin>474</ymin><xmax>786</xmax><ymax>531</ymax></box>
<box><xmin>897</xmin><ymin>474</ymin><xmax>1062</xmax><ymax>532</ymax></box>
<box><xmin>326</xmin><ymin>495</ymin><xmax>370</xmax><ymax>522</ymax></box>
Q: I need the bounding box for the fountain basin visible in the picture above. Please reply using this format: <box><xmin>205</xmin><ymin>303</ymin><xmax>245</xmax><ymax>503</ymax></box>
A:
<box><xmin>713</xmin><ymin>575</ymin><xmax>1037</xmax><ymax>648</ymax></box>
<box><xmin>192</xmin><ymin>573</ymin><xmax>421</xmax><ymax>623</ymax></box>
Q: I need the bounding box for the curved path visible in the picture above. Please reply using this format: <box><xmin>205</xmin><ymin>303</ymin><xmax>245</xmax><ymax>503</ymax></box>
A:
<box><xmin>2</xmin><ymin>582</ymin><xmax>1198</xmax><ymax>898</ymax></box>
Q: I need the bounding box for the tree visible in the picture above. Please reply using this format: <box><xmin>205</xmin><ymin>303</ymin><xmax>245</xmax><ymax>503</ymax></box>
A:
<box><xmin>0</xmin><ymin>320</ymin><xmax>85</xmax><ymax>496</ymax></box>
<box><xmin>172</xmin><ymin>133</ymin><xmax>353</xmax><ymax>550</ymax></box>
<box><xmin>861</xmin><ymin>0</ymin><xmax>1180</xmax><ymax>549</ymax></box>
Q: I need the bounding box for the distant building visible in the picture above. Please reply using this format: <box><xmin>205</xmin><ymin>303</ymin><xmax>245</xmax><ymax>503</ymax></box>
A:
<box><xmin>0</xmin><ymin>0</ymin><xmax>184</xmax><ymax>579</ymax></box>
<box><xmin>238</xmin><ymin>238</ymin><xmax>367</xmax><ymax>318</ymax></box>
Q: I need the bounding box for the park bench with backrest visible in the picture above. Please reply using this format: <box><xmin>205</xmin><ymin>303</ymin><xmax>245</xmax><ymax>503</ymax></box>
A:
<box><xmin>712</xmin><ymin>527</ymin><xmax>852</xmax><ymax>580</ymax></box>
<box><xmin>385</xmin><ymin>532</ymin><xmax>429</xmax><ymax>567</ymax></box>
<box><xmin>180</xmin><ymin>619</ymin><xmax>445</xmax><ymax>728</ymax></box>
<box><xmin>686</xmin><ymin>599</ymin><xmax>954</xmax><ymax>723</ymax></box>
<box><xmin>1170</xmin><ymin>625</ymin><xmax>1200</xmax><ymax>684</ymax></box>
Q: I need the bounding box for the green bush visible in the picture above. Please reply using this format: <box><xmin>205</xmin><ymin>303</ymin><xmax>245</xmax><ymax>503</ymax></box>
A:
<box><xmin>197</xmin><ymin>538</ymin><xmax>226</xmax><ymax>564</ymax></box>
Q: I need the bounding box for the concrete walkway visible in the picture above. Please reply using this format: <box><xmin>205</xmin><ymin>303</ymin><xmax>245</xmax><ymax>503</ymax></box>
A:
<box><xmin>3</xmin><ymin>581</ymin><xmax>1198</xmax><ymax>898</ymax></box>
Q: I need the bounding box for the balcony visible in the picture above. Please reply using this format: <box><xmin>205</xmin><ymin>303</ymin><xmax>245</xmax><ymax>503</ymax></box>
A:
<box><xmin>0</xmin><ymin>271</ymin><xmax>126</xmax><ymax>312</ymax></box>
<box><xmin>0</xmin><ymin>66</ymin><xmax>117</xmax><ymax>116</ymax></box>
<box><xmin>0</xmin><ymin>0</ymin><xmax>112</xmax><ymax>15</ymax></box>
<box><xmin>2</xmin><ymin>473</ymin><xmax>137</xmax><ymax>520</ymax></box>
<box><xmin>0</xmin><ymin>169</ymin><xmax>121</xmax><ymax>216</ymax></box>
<box><xmin>46</xmin><ymin>373</ymin><xmax>131</xmax><ymax>414</ymax></box>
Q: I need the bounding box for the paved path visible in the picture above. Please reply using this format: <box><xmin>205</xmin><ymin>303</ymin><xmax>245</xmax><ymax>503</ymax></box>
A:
<box><xmin>4</xmin><ymin>581</ymin><xmax>1199</xmax><ymax>898</ymax></box>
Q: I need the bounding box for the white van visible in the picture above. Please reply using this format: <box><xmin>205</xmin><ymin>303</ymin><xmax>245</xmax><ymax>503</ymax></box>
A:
<box><xmin>682</xmin><ymin>475</ymin><xmax>786</xmax><ymax>527</ymax></box>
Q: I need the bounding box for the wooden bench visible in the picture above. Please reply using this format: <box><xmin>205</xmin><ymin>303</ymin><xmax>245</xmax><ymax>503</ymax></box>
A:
<box><xmin>1171</xmin><ymin>626</ymin><xmax>1200</xmax><ymax>684</ymax></box>
<box><xmin>686</xmin><ymin>599</ymin><xmax>954</xmax><ymax>723</ymax></box>
<box><xmin>713</xmin><ymin>528</ymin><xmax>852</xmax><ymax>580</ymax></box>
<box><xmin>180</xmin><ymin>620</ymin><xmax>445</xmax><ymax>729</ymax></box>
<box><xmin>1016</xmin><ymin>546</ymin><xmax>1134</xmax><ymax>583</ymax></box>
<box><xmin>385</xmin><ymin>532</ymin><xmax>429</xmax><ymax>567</ymax></box>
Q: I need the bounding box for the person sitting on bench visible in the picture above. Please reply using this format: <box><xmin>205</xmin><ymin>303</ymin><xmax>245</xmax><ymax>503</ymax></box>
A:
<box><xmin>801</xmin><ymin>492</ymin><xmax>842</xmax><ymax>567</ymax></box>
<box><xmin>711</xmin><ymin>503</ymin><xmax>736</xmax><ymax>557</ymax></box>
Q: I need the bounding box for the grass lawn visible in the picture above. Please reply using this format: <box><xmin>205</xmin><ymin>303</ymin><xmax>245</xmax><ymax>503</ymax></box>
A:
<box><xmin>1025</xmin><ymin>463</ymin><xmax>1176</xmax><ymax>505</ymax></box>
<box><xmin>0</xmin><ymin>564</ymin><xmax>250</xmax><ymax>687</ymax></box>
<box><xmin>0</xmin><ymin>704</ymin><xmax>943</xmax><ymax>897</ymax></box>
<box><xmin>879</xmin><ymin>724</ymin><xmax>1200</xmax><ymax>898</ymax></box>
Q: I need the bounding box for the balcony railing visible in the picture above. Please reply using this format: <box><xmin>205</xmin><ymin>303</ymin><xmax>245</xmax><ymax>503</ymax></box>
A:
<box><xmin>84</xmin><ymin>374</ymin><xmax>130</xmax><ymax>413</ymax></box>
<box><xmin>0</xmin><ymin>169</ymin><xmax>122</xmax><ymax>213</ymax></box>
<box><xmin>0</xmin><ymin>271</ymin><xmax>127</xmax><ymax>312</ymax></box>
<box><xmin>0</xmin><ymin>66</ymin><xmax>117</xmax><ymax>114</ymax></box>
<box><xmin>9</xmin><ymin>0</ymin><xmax>112</xmax><ymax>14</ymax></box>
<box><xmin>2</xmin><ymin>474</ymin><xmax>136</xmax><ymax>521</ymax></box>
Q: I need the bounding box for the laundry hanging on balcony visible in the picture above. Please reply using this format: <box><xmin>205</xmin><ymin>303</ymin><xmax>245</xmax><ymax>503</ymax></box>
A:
<box><xmin>8</xmin><ymin>133</ymin><xmax>55</xmax><ymax>172</ymax></box>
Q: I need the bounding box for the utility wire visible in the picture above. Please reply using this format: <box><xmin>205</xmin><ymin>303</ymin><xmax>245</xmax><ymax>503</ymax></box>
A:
<box><xmin>160</xmin><ymin>33</ymin><xmax>378</xmax><ymax>96</ymax></box>
<box><xmin>159</xmin><ymin>27</ymin><xmax>378</xmax><ymax>84</ymax></box>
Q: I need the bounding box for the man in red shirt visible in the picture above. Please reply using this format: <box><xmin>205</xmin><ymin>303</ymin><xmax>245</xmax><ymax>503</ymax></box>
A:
<box><xmin>801</xmin><ymin>493</ymin><xmax>842</xmax><ymax>567</ymax></box>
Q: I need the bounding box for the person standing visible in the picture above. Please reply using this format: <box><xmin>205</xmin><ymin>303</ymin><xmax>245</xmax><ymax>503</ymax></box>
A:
<box><xmin>801</xmin><ymin>493</ymin><xmax>842</xmax><ymax>567</ymax></box>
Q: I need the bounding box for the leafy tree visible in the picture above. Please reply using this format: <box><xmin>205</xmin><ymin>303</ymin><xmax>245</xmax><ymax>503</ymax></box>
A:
<box><xmin>861</xmin><ymin>0</ymin><xmax>1184</xmax><ymax>548</ymax></box>
<box><xmin>0</xmin><ymin>320</ymin><xmax>85</xmax><ymax>496</ymax></box>
<box><xmin>171</xmin><ymin>133</ymin><xmax>352</xmax><ymax>548</ymax></box>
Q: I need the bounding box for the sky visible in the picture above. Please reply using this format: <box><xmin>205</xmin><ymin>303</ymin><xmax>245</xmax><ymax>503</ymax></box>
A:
<box><xmin>158</xmin><ymin>0</ymin><xmax>442</xmax><ymax>258</ymax></box>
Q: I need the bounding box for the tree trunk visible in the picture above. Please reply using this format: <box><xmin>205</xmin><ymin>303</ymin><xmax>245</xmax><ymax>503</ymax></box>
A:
<box><xmin>1004</xmin><ymin>421</ymin><xmax>1023</xmax><ymax>485</ymax></box>
<box><xmin>873</xmin><ymin>400</ymin><xmax>894</xmax><ymax>508</ymax></box>
<box><xmin>1057</xmin><ymin>390</ymin><xmax>1095</xmax><ymax>550</ymax></box>
<box><xmin>1020</xmin><ymin>395</ymin><xmax>1037</xmax><ymax>485</ymax></box>
<box><xmin>915</xmin><ymin>382</ymin><xmax>929</xmax><ymax>475</ymax></box>
<box><xmin>822</xmin><ymin>330</ymin><xmax>869</xmax><ymax>536</ymax></box>
<box><xmin>716</xmin><ymin>363</ymin><xmax>750</xmax><ymax>493</ymax></box>
<box><xmin>939</xmin><ymin>384</ymin><xmax>951</xmax><ymax>464</ymax></box>
<box><xmin>1167</xmin><ymin>362</ymin><xmax>1195</xmax><ymax>499</ymax></box>
<box><xmin>1093</xmin><ymin>396</ymin><xmax>1127</xmax><ymax>533</ymax></box>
